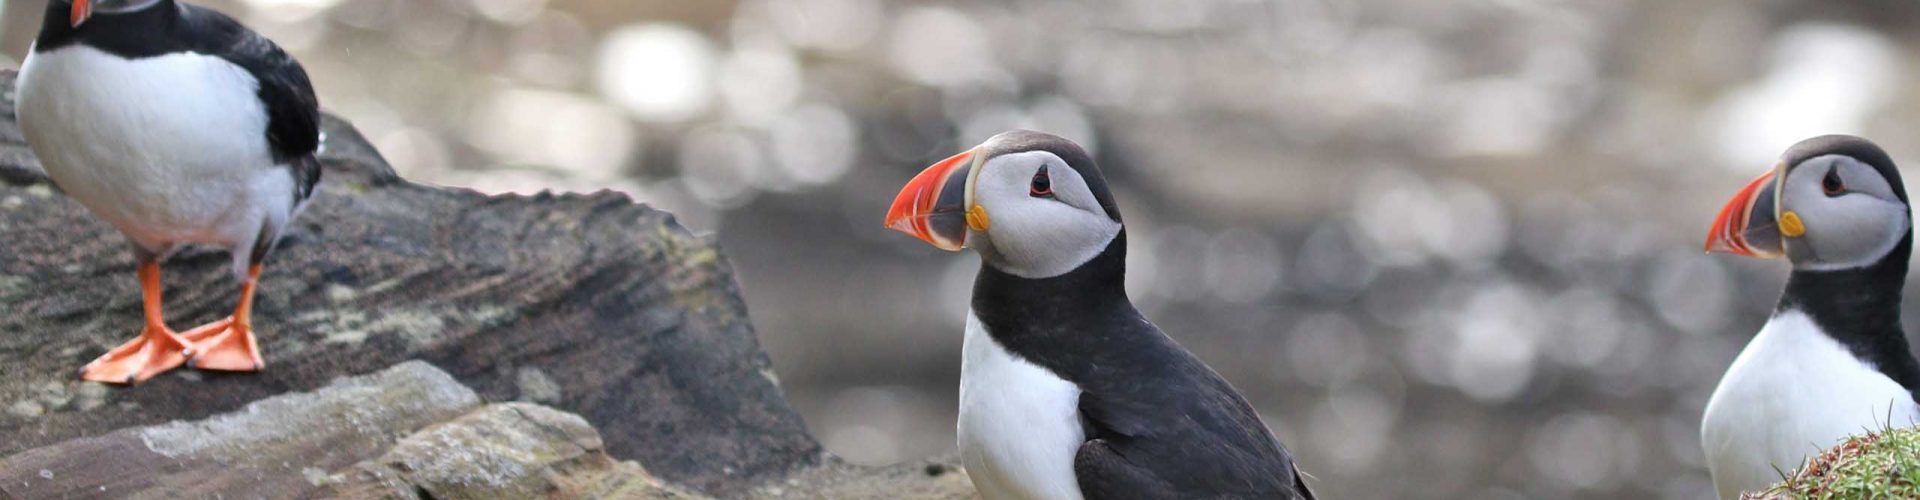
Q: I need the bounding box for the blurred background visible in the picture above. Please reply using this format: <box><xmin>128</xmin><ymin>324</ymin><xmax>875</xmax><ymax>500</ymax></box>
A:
<box><xmin>6</xmin><ymin>0</ymin><xmax>1920</xmax><ymax>497</ymax></box>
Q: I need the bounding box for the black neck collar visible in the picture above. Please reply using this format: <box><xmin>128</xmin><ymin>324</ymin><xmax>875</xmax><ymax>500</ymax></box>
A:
<box><xmin>971</xmin><ymin>232</ymin><xmax>1172</xmax><ymax>386</ymax></box>
<box><xmin>1779</xmin><ymin>234</ymin><xmax>1920</xmax><ymax>394</ymax></box>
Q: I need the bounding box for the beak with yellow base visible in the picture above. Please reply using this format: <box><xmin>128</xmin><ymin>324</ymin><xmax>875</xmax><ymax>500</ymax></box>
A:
<box><xmin>884</xmin><ymin>148</ymin><xmax>992</xmax><ymax>251</ymax></box>
<box><xmin>1706</xmin><ymin>162</ymin><xmax>1804</xmax><ymax>259</ymax></box>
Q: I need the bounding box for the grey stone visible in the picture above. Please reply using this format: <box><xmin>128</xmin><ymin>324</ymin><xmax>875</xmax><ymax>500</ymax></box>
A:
<box><xmin>1</xmin><ymin>362</ymin><xmax>970</xmax><ymax>499</ymax></box>
<box><xmin>745</xmin><ymin>455</ymin><xmax>977</xmax><ymax>500</ymax></box>
<box><xmin>320</xmin><ymin>402</ymin><xmax>705</xmax><ymax>499</ymax></box>
<box><xmin>515</xmin><ymin>367</ymin><xmax>563</xmax><ymax>404</ymax></box>
<box><xmin>0</xmin><ymin>361</ymin><xmax>480</xmax><ymax>498</ymax></box>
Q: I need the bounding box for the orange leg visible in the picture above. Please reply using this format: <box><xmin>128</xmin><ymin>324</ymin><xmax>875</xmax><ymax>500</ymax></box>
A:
<box><xmin>183</xmin><ymin>264</ymin><xmax>265</xmax><ymax>372</ymax></box>
<box><xmin>81</xmin><ymin>261</ymin><xmax>194</xmax><ymax>384</ymax></box>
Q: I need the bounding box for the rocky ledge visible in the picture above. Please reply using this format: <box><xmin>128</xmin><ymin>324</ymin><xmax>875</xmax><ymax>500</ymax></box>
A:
<box><xmin>0</xmin><ymin>362</ymin><xmax>701</xmax><ymax>498</ymax></box>
<box><xmin>0</xmin><ymin>70</ymin><xmax>971</xmax><ymax>498</ymax></box>
<box><xmin>1</xmin><ymin>362</ymin><xmax>973</xmax><ymax>499</ymax></box>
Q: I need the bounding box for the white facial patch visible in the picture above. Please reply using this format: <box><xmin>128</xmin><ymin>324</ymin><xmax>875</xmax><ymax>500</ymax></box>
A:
<box><xmin>1779</xmin><ymin>155</ymin><xmax>1911</xmax><ymax>271</ymax></box>
<box><xmin>969</xmin><ymin>151</ymin><xmax>1122</xmax><ymax>278</ymax></box>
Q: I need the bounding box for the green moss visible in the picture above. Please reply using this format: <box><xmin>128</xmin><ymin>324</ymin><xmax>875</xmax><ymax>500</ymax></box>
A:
<box><xmin>1748</xmin><ymin>426</ymin><xmax>1920</xmax><ymax>499</ymax></box>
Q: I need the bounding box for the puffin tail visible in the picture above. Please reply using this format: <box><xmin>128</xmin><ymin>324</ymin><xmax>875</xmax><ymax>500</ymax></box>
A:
<box><xmin>1293</xmin><ymin>467</ymin><xmax>1317</xmax><ymax>500</ymax></box>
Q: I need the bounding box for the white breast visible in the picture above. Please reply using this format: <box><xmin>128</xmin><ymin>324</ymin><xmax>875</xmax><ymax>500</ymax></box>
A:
<box><xmin>17</xmin><ymin>44</ymin><xmax>292</xmax><ymax>253</ymax></box>
<box><xmin>957</xmin><ymin>311</ymin><xmax>1086</xmax><ymax>500</ymax></box>
<box><xmin>1701</xmin><ymin>310</ymin><xmax>1920</xmax><ymax>499</ymax></box>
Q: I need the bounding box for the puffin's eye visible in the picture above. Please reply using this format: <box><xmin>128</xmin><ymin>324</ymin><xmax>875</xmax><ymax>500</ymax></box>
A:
<box><xmin>1030</xmin><ymin>165</ymin><xmax>1053</xmax><ymax>198</ymax></box>
<box><xmin>1822</xmin><ymin>168</ymin><xmax>1845</xmax><ymax>196</ymax></box>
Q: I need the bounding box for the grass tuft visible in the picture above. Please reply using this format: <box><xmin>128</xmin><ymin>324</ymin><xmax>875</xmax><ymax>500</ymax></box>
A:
<box><xmin>1744</xmin><ymin>425</ymin><xmax>1920</xmax><ymax>499</ymax></box>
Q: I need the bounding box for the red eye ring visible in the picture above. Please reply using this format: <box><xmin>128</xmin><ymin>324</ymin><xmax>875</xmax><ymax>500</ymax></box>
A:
<box><xmin>1823</xmin><ymin>168</ymin><xmax>1844</xmax><ymax>196</ymax></box>
<box><xmin>1030</xmin><ymin>165</ymin><xmax>1053</xmax><ymax>197</ymax></box>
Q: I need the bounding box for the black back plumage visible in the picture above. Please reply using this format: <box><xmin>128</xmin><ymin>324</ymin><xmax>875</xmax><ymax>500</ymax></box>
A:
<box><xmin>35</xmin><ymin>0</ymin><xmax>321</xmax><ymax>201</ymax></box>
<box><xmin>1775</xmin><ymin>136</ymin><xmax>1920</xmax><ymax>401</ymax></box>
<box><xmin>970</xmin><ymin>133</ymin><xmax>1311</xmax><ymax>498</ymax></box>
<box><xmin>973</xmin><ymin>237</ymin><xmax>1311</xmax><ymax>499</ymax></box>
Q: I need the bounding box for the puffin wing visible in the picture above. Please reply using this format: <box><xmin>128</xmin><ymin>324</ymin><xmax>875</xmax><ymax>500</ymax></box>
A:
<box><xmin>1073</xmin><ymin>405</ymin><xmax>1316</xmax><ymax>500</ymax></box>
<box><xmin>1075</xmin><ymin>436</ymin><xmax>1317</xmax><ymax>500</ymax></box>
<box><xmin>1073</xmin><ymin>362</ymin><xmax>1316</xmax><ymax>499</ymax></box>
<box><xmin>179</xmin><ymin>4</ymin><xmax>322</xmax><ymax>197</ymax></box>
<box><xmin>1073</xmin><ymin>438</ymin><xmax>1179</xmax><ymax>499</ymax></box>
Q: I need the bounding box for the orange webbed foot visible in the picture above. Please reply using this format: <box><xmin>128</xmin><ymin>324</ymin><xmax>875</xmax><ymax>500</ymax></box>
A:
<box><xmin>183</xmin><ymin>317</ymin><xmax>263</xmax><ymax>372</ymax></box>
<box><xmin>80</xmin><ymin>326</ymin><xmax>194</xmax><ymax>385</ymax></box>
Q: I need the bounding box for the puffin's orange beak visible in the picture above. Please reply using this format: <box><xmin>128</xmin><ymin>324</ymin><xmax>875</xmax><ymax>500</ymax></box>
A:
<box><xmin>1705</xmin><ymin>165</ymin><xmax>1785</xmax><ymax>258</ymax></box>
<box><xmin>885</xmin><ymin>149</ymin><xmax>981</xmax><ymax>251</ymax></box>
<box><xmin>71</xmin><ymin>0</ymin><xmax>92</xmax><ymax>28</ymax></box>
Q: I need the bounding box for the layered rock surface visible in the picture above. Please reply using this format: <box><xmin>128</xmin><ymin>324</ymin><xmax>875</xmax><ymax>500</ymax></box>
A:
<box><xmin>0</xmin><ymin>70</ymin><xmax>972</xmax><ymax>498</ymax></box>
<box><xmin>0</xmin><ymin>363</ymin><xmax>971</xmax><ymax>499</ymax></box>
<box><xmin>0</xmin><ymin>362</ymin><xmax>701</xmax><ymax>498</ymax></box>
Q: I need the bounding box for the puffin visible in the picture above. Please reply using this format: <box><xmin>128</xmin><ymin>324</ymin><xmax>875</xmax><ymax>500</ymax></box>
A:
<box><xmin>884</xmin><ymin>130</ymin><xmax>1314</xmax><ymax>499</ymax></box>
<box><xmin>1700</xmin><ymin>135</ymin><xmax>1920</xmax><ymax>498</ymax></box>
<box><xmin>16</xmin><ymin>0</ymin><xmax>321</xmax><ymax>384</ymax></box>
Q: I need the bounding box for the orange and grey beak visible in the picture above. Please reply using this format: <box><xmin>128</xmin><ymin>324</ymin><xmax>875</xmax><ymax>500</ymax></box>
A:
<box><xmin>1705</xmin><ymin>164</ymin><xmax>1788</xmax><ymax>258</ymax></box>
<box><xmin>71</xmin><ymin>0</ymin><xmax>93</xmax><ymax>28</ymax></box>
<box><xmin>885</xmin><ymin>149</ymin><xmax>987</xmax><ymax>251</ymax></box>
